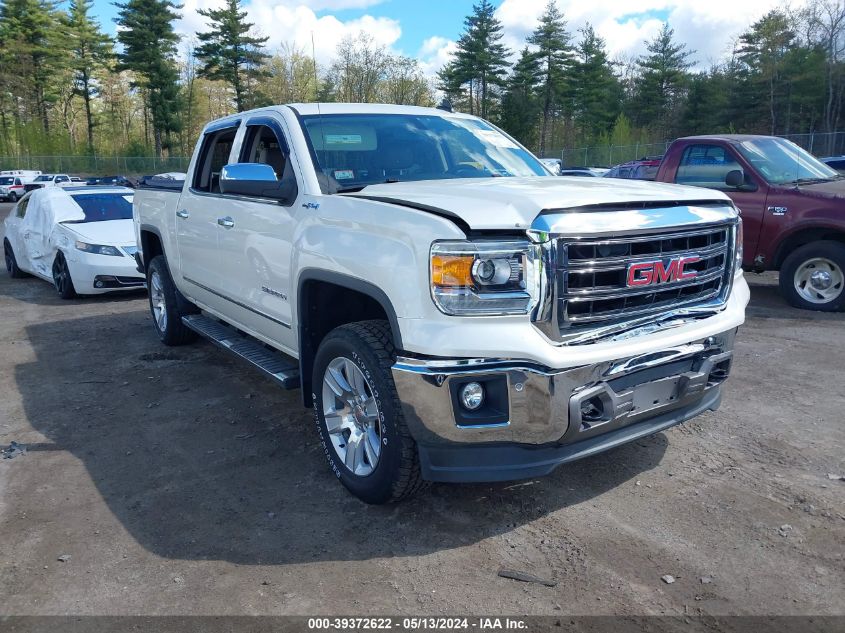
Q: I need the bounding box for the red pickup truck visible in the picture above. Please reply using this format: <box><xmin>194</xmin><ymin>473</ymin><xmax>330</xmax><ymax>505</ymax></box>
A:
<box><xmin>655</xmin><ymin>135</ymin><xmax>845</xmax><ymax>311</ymax></box>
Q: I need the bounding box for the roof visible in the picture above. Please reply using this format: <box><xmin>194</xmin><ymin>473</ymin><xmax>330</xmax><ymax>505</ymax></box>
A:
<box><xmin>204</xmin><ymin>103</ymin><xmax>475</xmax><ymax>130</ymax></box>
<box><xmin>65</xmin><ymin>186</ymin><xmax>134</xmax><ymax>195</ymax></box>
<box><xmin>677</xmin><ymin>134</ymin><xmax>780</xmax><ymax>143</ymax></box>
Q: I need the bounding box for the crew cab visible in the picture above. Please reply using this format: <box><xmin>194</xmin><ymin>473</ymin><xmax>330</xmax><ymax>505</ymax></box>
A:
<box><xmin>656</xmin><ymin>135</ymin><xmax>845</xmax><ymax>311</ymax></box>
<box><xmin>133</xmin><ymin>104</ymin><xmax>748</xmax><ymax>504</ymax></box>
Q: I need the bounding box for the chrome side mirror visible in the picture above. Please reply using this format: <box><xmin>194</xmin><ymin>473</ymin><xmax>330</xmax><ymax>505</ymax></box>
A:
<box><xmin>219</xmin><ymin>163</ymin><xmax>297</xmax><ymax>203</ymax></box>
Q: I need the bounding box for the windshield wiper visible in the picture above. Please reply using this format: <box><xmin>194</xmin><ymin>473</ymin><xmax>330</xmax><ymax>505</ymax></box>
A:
<box><xmin>788</xmin><ymin>177</ymin><xmax>839</xmax><ymax>185</ymax></box>
<box><xmin>334</xmin><ymin>178</ymin><xmax>403</xmax><ymax>194</ymax></box>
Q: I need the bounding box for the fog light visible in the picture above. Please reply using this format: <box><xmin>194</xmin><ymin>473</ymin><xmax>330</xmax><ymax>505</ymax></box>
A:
<box><xmin>94</xmin><ymin>280</ymin><xmax>104</xmax><ymax>288</ymax></box>
<box><xmin>460</xmin><ymin>382</ymin><xmax>484</xmax><ymax>411</ymax></box>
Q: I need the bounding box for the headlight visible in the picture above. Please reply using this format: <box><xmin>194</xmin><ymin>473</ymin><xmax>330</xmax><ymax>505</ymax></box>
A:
<box><xmin>430</xmin><ymin>240</ymin><xmax>538</xmax><ymax>315</ymax></box>
<box><xmin>75</xmin><ymin>241</ymin><xmax>123</xmax><ymax>256</ymax></box>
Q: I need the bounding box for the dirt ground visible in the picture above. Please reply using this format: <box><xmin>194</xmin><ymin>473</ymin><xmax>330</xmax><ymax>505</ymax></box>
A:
<box><xmin>1</xmin><ymin>201</ymin><xmax>843</xmax><ymax>617</ymax></box>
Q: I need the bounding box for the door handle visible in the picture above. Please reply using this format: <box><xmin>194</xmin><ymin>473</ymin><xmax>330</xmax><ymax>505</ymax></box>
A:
<box><xmin>176</xmin><ymin>209</ymin><xmax>189</xmax><ymax>218</ymax></box>
<box><xmin>217</xmin><ymin>216</ymin><xmax>235</xmax><ymax>228</ymax></box>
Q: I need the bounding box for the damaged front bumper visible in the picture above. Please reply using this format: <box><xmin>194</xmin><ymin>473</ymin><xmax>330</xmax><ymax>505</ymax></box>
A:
<box><xmin>392</xmin><ymin>329</ymin><xmax>736</xmax><ymax>482</ymax></box>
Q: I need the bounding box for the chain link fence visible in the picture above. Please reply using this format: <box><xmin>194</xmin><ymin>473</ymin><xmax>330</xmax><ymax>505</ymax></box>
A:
<box><xmin>4</xmin><ymin>131</ymin><xmax>845</xmax><ymax>175</ymax></box>
<box><xmin>0</xmin><ymin>155</ymin><xmax>191</xmax><ymax>177</ymax></box>
<box><xmin>549</xmin><ymin>132</ymin><xmax>845</xmax><ymax>167</ymax></box>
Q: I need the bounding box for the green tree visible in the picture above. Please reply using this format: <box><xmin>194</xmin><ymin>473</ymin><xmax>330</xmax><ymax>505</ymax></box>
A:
<box><xmin>500</xmin><ymin>47</ymin><xmax>542</xmax><ymax>149</ymax></box>
<box><xmin>0</xmin><ymin>0</ymin><xmax>66</xmax><ymax>134</ymax></box>
<box><xmin>527</xmin><ymin>0</ymin><xmax>573</xmax><ymax>155</ymax></box>
<box><xmin>737</xmin><ymin>11</ymin><xmax>796</xmax><ymax>134</ymax></box>
<box><xmin>631</xmin><ymin>23</ymin><xmax>694</xmax><ymax>137</ymax></box>
<box><xmin>65</xmin><ymin>0</ymin><xmax>112</xmax><ymax>151</ymax></box>
<box><xmin>571</xmin><ymin>24</ymin><xmax>620</xmax><ymax>141</ymax></box>
<box><xmin>195</xmin><ymin>0</ymin><xmax>269</xmax><ymax>112</ymax></box>
<box><xmin>452</xmin><ymin>0</ymin><xmax>510</xmax><ymax>118</ymax></box>
<box><xmin>115</xmin><ymin>0</ymin><xmax>182</xmax><ymax>156</ymax></box>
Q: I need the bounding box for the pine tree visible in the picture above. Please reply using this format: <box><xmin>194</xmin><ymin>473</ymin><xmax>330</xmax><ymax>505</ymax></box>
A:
<box><xmin>452</xmin><ymin>0</ymin><xmax>510</xmax><ymax>119</ymax></box>
<box><xmin>571</xmin><ymin>24</ymin><xmax>620</xmax><ymax>141</ymax></box>
<box><xmin>195</xmin><ymin>0</ymin><xmax>269</xmax><ymax>112</ymax></box>
<box><xmin>0</xmin><ymin>0</ymin><xmax>65</xmax><ymax>133</ymax></box>
<box><xmin>737</xmin><ymin>11</ymin><xmax>795</xmax><ymax>134</ymax></box>
<box><xmin>115</xmin><ymin>0</ymin><xmax>182</xmax><ymax>156</ymax></box>
<box><xmin>500</xmin><ymin>47</ymin><xmax>542</xmax><ymax>149</ymax></box>
<box><xmin>65</xmin><ymin>0</ymin><xmax>112</xmax><ymax>151</ymax></box>
<box><xmin>631</xmin><ymin>23</ymin><xmax>694</xmax><ymax>137</ymax></box>
<box><xmin>527</xmin><ymin>0</ymin><xmax>573</xmax><ymax>155</ymax></box>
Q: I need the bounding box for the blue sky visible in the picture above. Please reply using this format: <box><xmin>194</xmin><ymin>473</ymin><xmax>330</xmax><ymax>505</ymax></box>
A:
<box><xmin>82</xmin><ymin>0</ymin><xmax>800</xmax><ymax>73</ymax></box>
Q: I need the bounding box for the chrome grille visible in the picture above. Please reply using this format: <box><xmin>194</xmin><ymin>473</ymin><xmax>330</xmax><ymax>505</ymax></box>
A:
<box><xmin>557</xmin><ymin>224</ymin><xmax>735</xmax><ymax>333</ymax></box>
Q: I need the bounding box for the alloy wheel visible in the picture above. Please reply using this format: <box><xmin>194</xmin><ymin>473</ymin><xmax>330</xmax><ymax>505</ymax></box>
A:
<box><xmin>321</xmin><ymin>357</ymin><xmax>383</xmax><ymax>476</ymax></box>
<box><xmin>149</xmin><ymin>270</ymin><xmax>168</xmax><ymax>332</ymax></box>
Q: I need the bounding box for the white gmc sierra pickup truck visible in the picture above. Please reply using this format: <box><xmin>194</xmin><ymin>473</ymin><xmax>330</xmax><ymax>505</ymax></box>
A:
<box><xmin>133</xmin><ymin>103</ymin><xmax>749</xmax><ymax>504</ymax></box>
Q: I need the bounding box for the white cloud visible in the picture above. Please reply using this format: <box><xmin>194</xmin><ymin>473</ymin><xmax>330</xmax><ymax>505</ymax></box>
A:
<box><xmin>493</xmin><ymin>0</ymin><xmax>811</xmax><ymax>69</ymax></box>
<box><xmin>177</xmin><ymin>0</ymin><xmax>400</xmax><ymax>66</ymax></box>
<box><xmin>417</xmin><ymin>36</ymin><xmax>457</xmax><ymax>77</ymax></box>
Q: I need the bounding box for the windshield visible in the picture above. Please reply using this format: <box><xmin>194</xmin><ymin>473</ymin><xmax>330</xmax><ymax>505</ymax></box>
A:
<box><xmin>300</xmin><ymin>113</ymin><xmax>548</xmax><ymax>192</ymax></box>
<box><xmin>0</xmin><ymin>177</ymin><xmax>13</xmax><ymax>185</ymax></box>
<box><xmin>736</xmin><ymin>138</ymin><xmax>838</xmax><ymax>185</ymax></box>
<box><xmin>34</xmin><ymin>175</ymin><xmax>53</xmax><ymax>182</ymax></box>
<box><xmin>70</xmin><ymin>193</ymin><xmax>133</xmax><ymax>222</ymax></box>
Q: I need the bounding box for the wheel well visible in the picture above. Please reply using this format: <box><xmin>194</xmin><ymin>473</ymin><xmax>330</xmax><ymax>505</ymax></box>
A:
<box><xmin>140</xmin><ymin>230</ymin><xmax>163</xmax><ymax>269</ymax></box>
<box><xmin>298</xmin><ymin>278</ymin><xmax>398</xmax><ymax>406</ymax></box>
<box><xmin>774</xmin><ymin>228</ymin><xmax>845</xmax><ymax>269</ymax></box>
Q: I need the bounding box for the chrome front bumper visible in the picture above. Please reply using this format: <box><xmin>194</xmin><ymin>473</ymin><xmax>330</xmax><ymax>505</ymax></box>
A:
<box><xmin>392</xmin><ymin>329</ymin><xmax>736</xmax><ymax>480</ymax></box>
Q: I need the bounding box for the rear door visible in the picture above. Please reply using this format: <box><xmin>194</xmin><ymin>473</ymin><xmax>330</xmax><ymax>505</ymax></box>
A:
<box><xmin>175</xmin><ymin>122</ymin><xmax>240</xmax><ymax>312</ymax></box>
<box><xmin>215</xmin><ymin>115</ymin><xmax>302</xmax><ymax>352</ymax></box>
<box><xmin>673</xmin><ymin>142</ymin><xmax>768</xmax><ymax>265</ymax></box>
<box><xmin>5</xmin><ymin>196</ymin><xmax>30</xmax><ymax>271</ymax></box>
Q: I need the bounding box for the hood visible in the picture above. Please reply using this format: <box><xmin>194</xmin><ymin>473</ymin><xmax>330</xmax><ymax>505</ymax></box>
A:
<box><xmin>62</xmin><ymin>218</ymin><xmax>136</xmax><ymax>245</ymax></box>
<box><xmin>791</xmin><ymin>178</ymin><xmax>845</xmax><ymax>200</ymax></box>
<box><xmin>349</xmin><ymin>177</ymin><xmax>731</xmax><ymax>230</ymax></box>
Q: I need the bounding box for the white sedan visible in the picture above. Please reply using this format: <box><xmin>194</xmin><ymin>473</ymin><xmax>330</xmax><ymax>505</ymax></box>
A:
<box><xmin>3</xmin><ymin>186</ymin><xmax>145</xmax><ymax>298</ymax></box>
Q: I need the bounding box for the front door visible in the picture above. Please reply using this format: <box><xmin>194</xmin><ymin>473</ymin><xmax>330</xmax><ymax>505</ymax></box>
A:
<box><xmin>673</xmin><ymin>143</ymin><xmax>768</xmax><ymax>266</ymax></box>
<box><xmin>215</xmin><ymin>117</ymin><xmax>301</xmax><ymax>353</ymax></box>
<box><xmin>175</xmin><ymin>124</ymin><xmax>239</xmax><ymax>311</ymax></box>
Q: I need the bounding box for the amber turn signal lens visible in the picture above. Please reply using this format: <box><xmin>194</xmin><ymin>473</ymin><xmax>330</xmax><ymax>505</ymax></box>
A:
<box><xmin>432</xmin><ymin>254</ymin><xmax>473</xmax><ymax>287</ymax></box>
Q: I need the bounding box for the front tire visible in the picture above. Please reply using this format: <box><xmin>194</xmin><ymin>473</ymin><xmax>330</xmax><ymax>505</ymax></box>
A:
<box><xmin>312</xmin><ymin>320</ymin><xmax>426</xmax><ymax>504</ymax></box>
<box><xmin>779</xmin><ymin>241</ymin><xmax>845</xmax><ymax>311</ymax></box>
<box><xmin>4</xmin><ymin>239</ymin><xmax>25</xmax><ymax>278</ymax></box>
<box><xmin>52</xmin><ymin>252</ymin><xmax>76</xmax><ymax>299</ymax></box>
<box><xmin>8</xmin><ymin>192</ymin><xmax>17</xmax><ymax>202</ymax></box>
<box><xmin>146</xmin><ymin>255</ymin><xmax>198</xmax><ymax>345</ymax></box>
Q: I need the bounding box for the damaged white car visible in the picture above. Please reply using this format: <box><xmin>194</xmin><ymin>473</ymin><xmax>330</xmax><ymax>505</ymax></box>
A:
<box><xmin>3</xmin><ymin>186</ymin><xmax>145</xmax><ymax>298</ymax></box>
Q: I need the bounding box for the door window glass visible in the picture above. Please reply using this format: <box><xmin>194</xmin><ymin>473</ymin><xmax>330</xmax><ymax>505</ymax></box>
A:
<box><xmin>240</xmin><ymin>124</ymin><xmax>287</xmax><ymax>179</ymax></box>
<box><xmin>675</xmin><ymin>145</ymin><xmax>741</xmax><ymax>190</ymax></box>
<box><xmin>192</xmin><ymin>127</ymin><xmax>238</xmax><ymax>193</ymax></box>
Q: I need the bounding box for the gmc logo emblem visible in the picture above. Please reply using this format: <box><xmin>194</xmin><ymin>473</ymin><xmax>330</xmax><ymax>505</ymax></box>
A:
<box><xmin>627</xmin><ymin>256</ymin><xmax>701</xmax><ymax>287</ymax></box>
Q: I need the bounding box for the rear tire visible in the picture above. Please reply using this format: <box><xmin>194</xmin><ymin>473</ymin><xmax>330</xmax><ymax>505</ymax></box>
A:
<box><xmin>146</xmin><ymin>255</ymin><xmax>199</xmax><ymax>346</ymax></box>
<box><xmin>52</xmin><ymin>252</ymin><xmax>76</xmax><ymax>299</ymax></box>
<box><xmin>312</xmin><ymin>320</ymin><xmax>427</xmax><ymax>504</ymax></box>
<box><xmin>779</xmin><ymin>241</ymin><xmax>845</xmax><ymax>311</ymax></box>
<box><xmin>4</xmin><ymin>239</ymin><xmax>25</xmax><ymax>278</ymax></box>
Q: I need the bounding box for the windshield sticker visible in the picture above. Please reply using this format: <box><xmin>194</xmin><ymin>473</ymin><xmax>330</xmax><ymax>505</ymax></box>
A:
<box><xmin>477</xmin><ymin>129</ymin><xmax>519</xmax><ymax>149</ymax></box>
<box><xmin>325</xmin><ymin>134</ymin><xmax>362</xmax><ymax>145</ymax></box>
<box><xmin>333</xmin><ymin>170</ymin><xmax>355</xmax><ymax>180</ymax></box>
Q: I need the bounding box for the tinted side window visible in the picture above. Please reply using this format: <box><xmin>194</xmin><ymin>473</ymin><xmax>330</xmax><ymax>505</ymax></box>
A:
<box><xmin>675</xmin><ymin>144</ymin><xmax>741</xmax><ymax>190</ymax></box>
<box><xmin>192</xmin><ymin>127</ymin><xmax>238</xmax><ymax>193</ymax></box>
